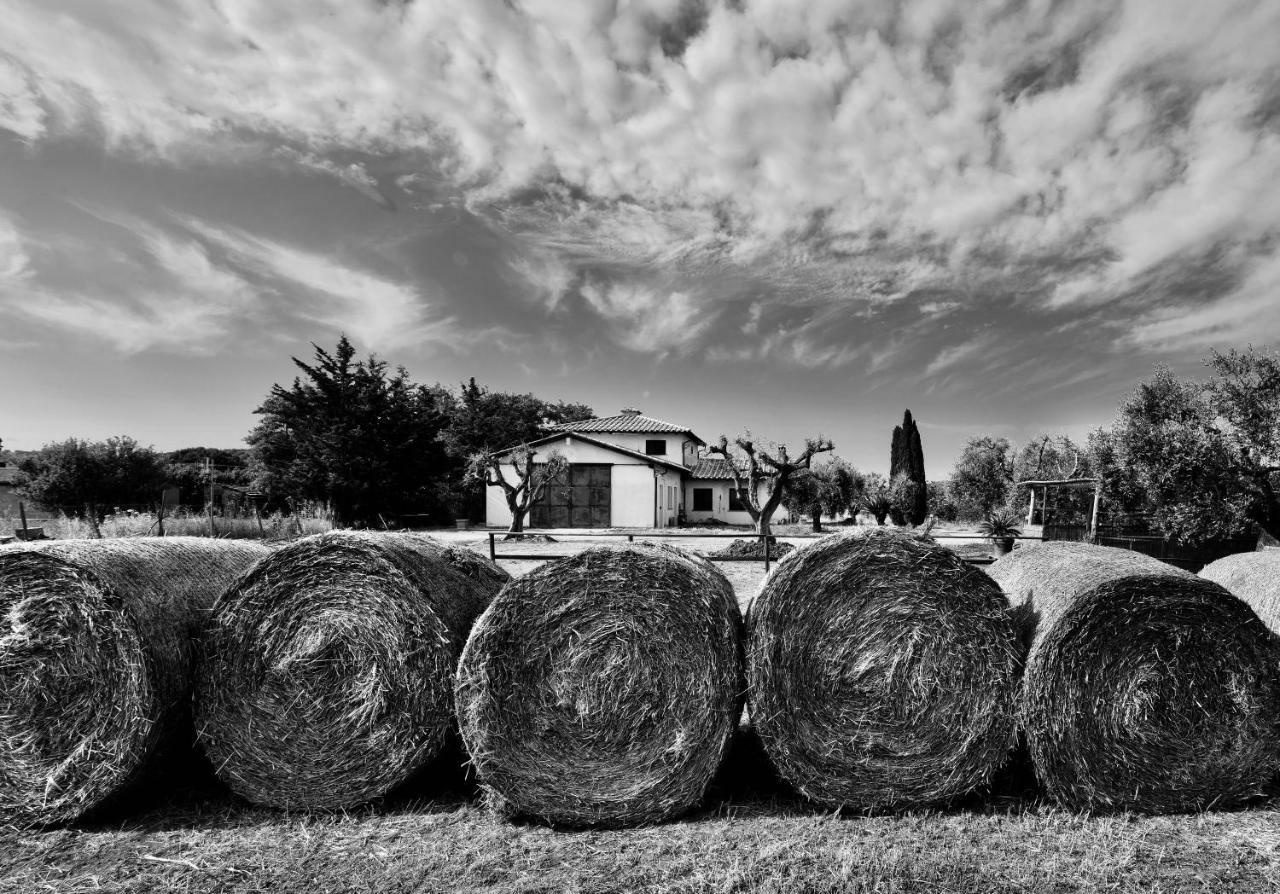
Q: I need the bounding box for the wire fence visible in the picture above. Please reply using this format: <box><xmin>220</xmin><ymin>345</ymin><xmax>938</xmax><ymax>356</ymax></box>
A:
<box><xmin>487</xmin><ymin>529</ymin><xmax>1040</xmax><ymax>570</ymax></box>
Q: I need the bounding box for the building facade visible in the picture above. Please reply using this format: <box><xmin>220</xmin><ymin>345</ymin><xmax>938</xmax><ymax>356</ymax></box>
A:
<box><xmin>483</xmin><ymin>409</ymin><xmax>786</xmax><ymax>529</ymax></box>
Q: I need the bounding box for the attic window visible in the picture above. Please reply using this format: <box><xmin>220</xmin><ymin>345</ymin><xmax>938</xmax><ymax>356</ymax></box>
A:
<box><xmin>645</xmin><ymin>439</ymin><xmax>667</xmax><ymax>455</ymax></box>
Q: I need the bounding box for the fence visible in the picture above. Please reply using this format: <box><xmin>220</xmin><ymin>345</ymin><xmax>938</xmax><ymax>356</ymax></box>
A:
<box><xmin>1043</xmin><ymin>521</ymin><xmax>1257</xmax><ymax>572</ymax></box>
<box><xmin>487</xmin><ymin>529</ymin><xmax>1036</xmax><ymax>571</ymax></box>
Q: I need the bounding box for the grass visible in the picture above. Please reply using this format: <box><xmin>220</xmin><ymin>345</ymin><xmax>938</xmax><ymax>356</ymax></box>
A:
<box><xmin>0</xmin><ymin>509</ymin><xmax>332</xmax><ymax>541</ymax></box>
<box><xmin>4</xmin><ymin>778</ymin><xmax>1280</xmax><ymax>893</ymax></box>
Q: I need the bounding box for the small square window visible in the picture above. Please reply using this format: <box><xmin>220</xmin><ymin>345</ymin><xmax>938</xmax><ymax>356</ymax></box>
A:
<box><xmin>693</xmin><ymin>488</ymin><xmax>713</xmax><ymax>511</ymax></box>
<box><xmin>645</xmin><ymin>439</ymin><xmax>667</xmax><ymax>455</ymax></box>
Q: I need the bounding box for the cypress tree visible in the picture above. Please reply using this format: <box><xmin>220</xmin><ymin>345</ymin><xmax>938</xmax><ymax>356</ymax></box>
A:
<box><xmin>888</xmin><ymin>410</ymin><xmax>929</xmax><ymax>525</ymax></box>
<box><xmin>907</xmin><ymin>417</ymin><xmax>928</xmax><ymax>524</ymax></box>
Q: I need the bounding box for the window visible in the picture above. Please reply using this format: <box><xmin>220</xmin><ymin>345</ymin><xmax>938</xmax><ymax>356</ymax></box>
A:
<box><xmin>728</xmin><ymin>487</ymin><xmax>749</xmax><ymax>512</ymax></box>
<box><xmin>645</xmin><ymin>439</ymin><xmax>667</xmax><ymax>455</ymax></box>
<box><xmin>693</xmin><ymin>488</ymin><xmax>713</xmax><ymax>511</ymax></box>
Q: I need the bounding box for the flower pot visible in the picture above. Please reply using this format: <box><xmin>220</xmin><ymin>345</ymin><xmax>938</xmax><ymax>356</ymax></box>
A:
<box><xmin>455</xmin><ymin>518</ymin><xmax>470</xmax><ymax>531</ymax></box>
<box><xmin>992</xmin><ymin>536</ymin><xmax>1015</xmax><ymax>557</ymax></box>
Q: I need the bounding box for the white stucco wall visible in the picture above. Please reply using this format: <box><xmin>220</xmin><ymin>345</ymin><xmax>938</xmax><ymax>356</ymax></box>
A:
<box><xmin>576</xmin><ymin>432</ymin><xmax>687</xmax><ymax>460</ymax></box>
<box><xmin>484</xmin><ymin>434</ymin><xmax>673</xmax><ymax>529</ymax></box>
<box><xmin>684</xmin><ymin>479</ymin><xmax>792</xmax><ymax>527</ymax></box>
<box><xmin>485</xmin><ymin>482</ymin><xmax>515</xmax><ymax>529</ymax></box>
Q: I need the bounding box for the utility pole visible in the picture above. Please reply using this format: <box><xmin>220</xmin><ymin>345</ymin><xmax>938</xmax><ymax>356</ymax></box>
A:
<box><xmin>206</xmin><ymin>456</ymin><xmax>216</xmax><ymax>538</ymax></box>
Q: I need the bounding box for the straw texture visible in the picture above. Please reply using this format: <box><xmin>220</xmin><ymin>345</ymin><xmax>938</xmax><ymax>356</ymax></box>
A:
<box><xmin>0</xmin><ymin>537</ymin><xmax>269</xmax><ymax>825</ymax></box>
<box><xmin>194</xmin><ymin>531</ymin><xmax>507</xmax><ymax>809</ymax></box>
<box><xmin>990</xmin><ymin>541</ymin><xmax>1280</xmax><ymax>812</ymax></box>
<box><xmin>747</xmin><ymin>528</ymin><xmax>1021</xmax><ymax>810</ymax></box>
<box><xmin>455</xmin><ymin>542</ymin><xmax>743</xmax><ymax>827</ymax></box>
<box><xmin>1200</xmin><ymin>551</ymin><xmax>1280</xmax><ymax>634</ymax></box>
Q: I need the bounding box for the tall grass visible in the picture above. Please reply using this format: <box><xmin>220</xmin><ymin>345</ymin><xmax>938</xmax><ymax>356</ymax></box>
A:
<box><xmin>0</xmin><ymin>508</ymin><xmax>333</xmax><ymax>541</ymax></box>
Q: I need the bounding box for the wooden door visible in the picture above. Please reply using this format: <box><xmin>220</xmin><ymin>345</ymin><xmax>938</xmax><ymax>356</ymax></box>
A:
<box><xmin>531</xmin><ymin>464</ymin><xmax>610</xmax><ymax>528</ymax></box>
<box><xmin>530</xmin><ymin>465</ymin><xmax>570</xmax><ymax>529</ymax></box>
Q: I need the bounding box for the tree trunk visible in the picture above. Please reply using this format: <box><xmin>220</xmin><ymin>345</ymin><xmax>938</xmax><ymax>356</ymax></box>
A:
<box><xmin>810</xmin><ymin>511</ymin><xmax>822</xmax><ymax>533</ymax></box>
<box><xmin>756</xmin><ymin>514</ymin><xmax>773</xmax><ymax>538</ymax></box>
<box><xmin>85</xmin><ymin>503</ymin><xmax>102</xmax><ymax>539</ymax></box>
<box><xmin>505</xmin><ymin>495</ymin><xmax>527</xmax><ymax>540</ymax></box>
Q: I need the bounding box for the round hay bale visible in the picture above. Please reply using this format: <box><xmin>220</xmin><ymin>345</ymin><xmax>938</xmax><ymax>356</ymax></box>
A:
<box><xmin>1200</xmin><ymin>551</ymin><xmax>1280</xmax><ymax>633</ymax></box>
<box><xmin>455</xmin><ymin>542</ymin><xmax>743</xmax><ymax>827</ymax></box>
<box><xmin>747</xmin><ymin>527</ymin><xmax>1021</xmax><ymax>810</ymax></box>
<box><xmin>194</xmin><ymin>531</ymin><xmax>508</xmax><ymax>809</ymax></box>
<box><xmin>990</xmin><ymin>541</ymin><xmax>1280</xmax><ymax>812</ymax></box>
<box><xmin>0</xmin><ymin>537</ymin><xmax>269</xmax><ymax>825</ymax></box>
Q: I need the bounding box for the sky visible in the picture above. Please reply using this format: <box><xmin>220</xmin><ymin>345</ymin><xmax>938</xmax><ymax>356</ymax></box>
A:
<box><xmin>1</xmin><ymin>0</ymin><xmax>1278</xmax><ymax>479</ymax></box>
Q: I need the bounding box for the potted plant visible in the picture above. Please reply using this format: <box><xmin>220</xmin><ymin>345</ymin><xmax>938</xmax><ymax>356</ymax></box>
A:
<box><xmin>978</xmin><ymin>509</ymin><xmax>1023</xmax><ymax>557</ymax></box>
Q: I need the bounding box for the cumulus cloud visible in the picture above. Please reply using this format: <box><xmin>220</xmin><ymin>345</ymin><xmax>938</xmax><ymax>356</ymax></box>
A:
<box><xmin>2</xmin><ymin>0</ymin><xmax>1279</xmax><ymax>364</ymax></box>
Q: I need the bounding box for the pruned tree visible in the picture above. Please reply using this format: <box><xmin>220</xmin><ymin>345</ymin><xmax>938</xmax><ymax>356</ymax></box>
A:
<box><xmin>468</xmin><ymin>446</ymin><xmax>568</xmax><ymax>538</ymax></box>
<box><xmin>709</xmin><ymin>435</ymin><xmax>834</xmax><ymax>536</ymax></box>
<box><xmin>442</xmin><ymin>378</ymin><xmax>593</xmax><ymax>520</ymax></box>
<box><xmin>782</xmin><ymin>458</ymin><xmax>864</xmax><ymax>532</ymax></box>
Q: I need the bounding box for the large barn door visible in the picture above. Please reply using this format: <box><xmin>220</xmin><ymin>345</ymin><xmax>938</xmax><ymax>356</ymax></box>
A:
<box><xmin>530</xmin><ymin>466</ymin><xmax>570</xmax><ymax>529</ymax></box>
<box><xmin>530</xmin><ymin>464</ymin><xmax>610</xmax><ymax>528</ymax></box>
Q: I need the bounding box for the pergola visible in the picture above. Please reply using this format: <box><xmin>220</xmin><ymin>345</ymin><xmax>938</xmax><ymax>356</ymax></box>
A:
<box><xmin>1018</xmin><ymin>477</ymin><xmax>1102</xmax><ymax>538</ymax></box>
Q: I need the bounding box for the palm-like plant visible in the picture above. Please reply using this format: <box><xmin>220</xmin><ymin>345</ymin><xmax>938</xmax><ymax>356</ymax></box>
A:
<box><xmin>862</xmin><ymin>494</ymin><xmax>894</xmax><ymax>526</ymax></box>
<box><xmin>978</xmin><ymin>509</ymin><xmax>1023</xmax><ymax>556</ymax></box>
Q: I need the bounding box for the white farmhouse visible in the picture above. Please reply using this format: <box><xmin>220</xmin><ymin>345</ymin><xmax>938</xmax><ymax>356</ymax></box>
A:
<box><xmin>483</xmin><ymin>409</ymin><xmax>785</xmax><ymax>529</ymax></box>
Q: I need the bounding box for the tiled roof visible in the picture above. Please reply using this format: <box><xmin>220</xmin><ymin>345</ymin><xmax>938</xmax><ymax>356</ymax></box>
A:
<box><xmin>550</xmin><ymin>411</ymin><xmax>701</xmax><ymax>440</ymax></box>
<box><xmin>0</xmin><ymin>465</ymin><xmax>21</xmax><ymax>486</ymax></box>
<box><xmin>689</xmin><ymin>458</ymin><xmax>745</xmax><ymax>480</ymax></box>
<box><xmin>494</xmin><ymin>431</ymin><xmax>691</xmax><ymax>474</ymax></box>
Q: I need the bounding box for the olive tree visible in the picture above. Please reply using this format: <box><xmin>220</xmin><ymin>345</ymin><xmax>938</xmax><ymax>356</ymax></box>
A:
<box><xmin>709</xmin><ymin>435</ymin><xmax>834</xmax><ymax>536</ymax></box>
<box><xmin>468</xmin><ymin>446</ymin><xmax>569</xmax><ymax>538</ymax></box>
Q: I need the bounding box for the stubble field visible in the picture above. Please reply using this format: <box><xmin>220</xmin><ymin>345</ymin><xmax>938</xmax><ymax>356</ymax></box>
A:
<box><xmin>5</xmin><ymin>525</ymin><xmax>1280</xmax><ymax>893</ymax></box>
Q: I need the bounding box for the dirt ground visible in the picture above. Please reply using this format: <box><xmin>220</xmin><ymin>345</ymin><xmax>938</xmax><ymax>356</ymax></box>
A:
<box><xmin>439</xmin><ymin>522</ymin><xmax>1014</xmax><ymax>610</ymax></box>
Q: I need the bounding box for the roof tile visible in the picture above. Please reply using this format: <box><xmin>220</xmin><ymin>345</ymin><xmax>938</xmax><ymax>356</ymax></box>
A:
<box><xmin>549</xmin><ymin>412</ymin><xmax>700</xmax><ymax>439</ymax></box>
<box><xmin>689</xmin><ymin>458</ymin><xmax>745</xmax><ymax>480</ymax></box>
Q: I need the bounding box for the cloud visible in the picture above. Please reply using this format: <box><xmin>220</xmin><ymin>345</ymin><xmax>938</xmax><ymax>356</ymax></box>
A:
<box><xmin>178</xmin><ymin>217</ymin><xmax>455</xmax><ymax>351</ymax></box>
<box><xmin>2</xmin><ymin>0</ymin><xmax>1280</xmax><ymax>366</ymax></box>
<box><xmin>1124</xmin><ymin>251</ymin><xmax>1280</xmax><ymax>350</ymax></box>
<box><xmin>579</xmin><ymin>279</ymin><xmax>714</xmax><ymax>354</ymax></box>
<box><xmin>923</xmin><ymin>334</ymin><xmax>998</xmax><ymax>378</ymax></box>
<box><xmin>273</xmin><ymin>148</ymin><xmax>392</xmax><ymax>208</ymax></box>
<box><xmin>0</xmin><ymin>207</ymin><xmax>259</xmax><ymax>353</ymax></box>
<box><xmin>0</xmin><ymin>210</ymin><xmax>34</xmax><ymax>284</ymax></box>
<box><xmin>1</xmin><ymin>204</ymin><xmax>457</xmax><ymax>355</ymax></box>
<box><xmin>0</xmin><ymin>56</ymin><xmax>45</xmax><ymax>141</ymax></box>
